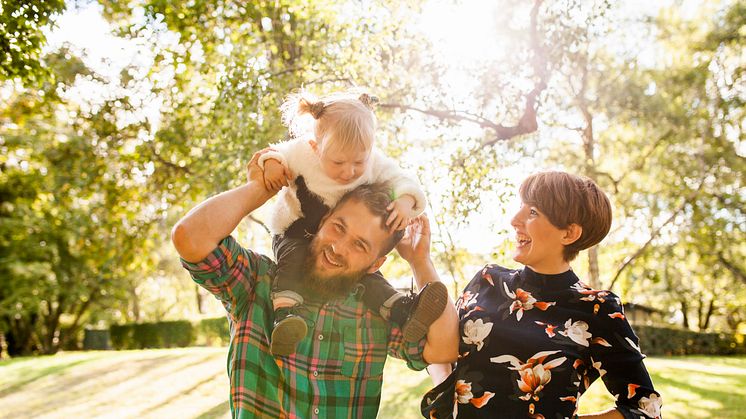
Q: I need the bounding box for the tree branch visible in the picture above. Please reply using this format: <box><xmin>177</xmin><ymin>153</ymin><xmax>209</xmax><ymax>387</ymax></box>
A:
<box><xmin>607</xmin><ymin>175</ymin><xmax>709</xmax><ymax>290</ymax></box>
<box><xmin>380</xmin><ymin>0</ymin><xmax>548</xmax><ymax>146</ymax></box>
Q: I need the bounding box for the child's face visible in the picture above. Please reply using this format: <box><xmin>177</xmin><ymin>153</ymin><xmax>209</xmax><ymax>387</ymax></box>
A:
<box><xmin>315</xmin><ymin>142</ymin><xmax>371</xmax><ymax>185</ymax></box>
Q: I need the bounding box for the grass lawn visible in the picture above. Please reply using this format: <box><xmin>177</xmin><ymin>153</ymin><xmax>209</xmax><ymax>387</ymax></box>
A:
<box><xmin>1</xmin><ymin>348</ymin><xmax>744</xmax><ymax>418</ymax></box>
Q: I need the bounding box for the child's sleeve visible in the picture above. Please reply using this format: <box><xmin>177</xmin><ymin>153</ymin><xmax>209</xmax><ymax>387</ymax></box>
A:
<box><xmin>370</xmin><ymin>149</ymin><xmax>428</xmax><ymax>215</ymax></box>
<box><xmin>256</xmin><ymin>139</ymin><xmax>294</xmax><ymax>170</ymax></box>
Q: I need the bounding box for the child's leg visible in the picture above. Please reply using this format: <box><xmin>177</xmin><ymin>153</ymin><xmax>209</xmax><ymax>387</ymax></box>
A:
<box><xmin>270</xmin><ymin>235</ymin><xmax>309</xmax><ymax>356</ymax></box>
<box><xmin>360</xmin><ymin>273</ymin><xmax>449</xmax><ymax>343</ymax></box>
<box><xmin>271</xmin><ymin>235</ymin><xmax>308</xmax><ymax>308</ymax></box>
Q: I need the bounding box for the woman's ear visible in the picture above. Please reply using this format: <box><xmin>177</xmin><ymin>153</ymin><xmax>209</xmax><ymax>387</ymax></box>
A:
<box><xmin>561</xmin><ymin>224</ymin><xmax>582</xmax><ymax>245</ymax></box>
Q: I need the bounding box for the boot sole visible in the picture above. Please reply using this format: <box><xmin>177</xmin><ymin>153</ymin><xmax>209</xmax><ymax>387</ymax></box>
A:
<box><xmin>402</xmin><ymin>281</ymin><xmax>448</xmax><ymax>342</ymax></box>
<box><xmin>271</xmin><ymin>316</ymin><xmax>308</xmax><ymax>356</ymax></box>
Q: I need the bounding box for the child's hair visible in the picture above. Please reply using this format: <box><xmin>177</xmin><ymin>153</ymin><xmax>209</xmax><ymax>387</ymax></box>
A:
<box><xmin>281</xmin><ymin>89</ymin><xmax>378</xmax><ymax>154</ymax></box>
<box><xmin>519</xmin><ymin>171</ymin><xmax>612</xmax><ymax>261</ymax></box>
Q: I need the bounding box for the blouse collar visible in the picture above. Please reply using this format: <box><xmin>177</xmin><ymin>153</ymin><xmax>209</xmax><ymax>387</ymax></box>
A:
<box><xmin>521</xmin><ymin>266</ymin><xmax>579</xmax><ymax>290</ymax></box>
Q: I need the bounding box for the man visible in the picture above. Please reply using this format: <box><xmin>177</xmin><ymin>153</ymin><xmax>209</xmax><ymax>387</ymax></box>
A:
<box><xmin>171</xmin><ymin>151</ymin><xmax>459</xmax><ymax>418</ymax></box>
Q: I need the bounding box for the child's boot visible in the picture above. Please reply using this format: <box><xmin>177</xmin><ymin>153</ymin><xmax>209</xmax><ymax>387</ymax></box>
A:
<box><xmin>271</xmin><ymin>307</ymin><xmax>307</xmax><ymax>356</ymax></box>
<box><xmin>390</xmin><ymin>281</ymin><xmax>448</xmax><ymax>342</ymax></box>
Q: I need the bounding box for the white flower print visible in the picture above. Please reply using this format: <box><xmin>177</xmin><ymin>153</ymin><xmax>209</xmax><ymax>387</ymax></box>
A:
<box><xmin>503</xmin><ymin>283</ymin><xmax>555</xmax><ymax>321</ymax></box>
<box><xmin>457</xmin><ymin>291</ymin><xmax>479</xmax><ymax>311</ymax></box>
<box><xmin>559</xmin><ymin>319</ymin><xmax>592</xmax><ymax>347</ymax></box>
<box><xmin>638</xmin><ymin>393</ymin><xmax>662</xmax><ymax>418</ymax></box>
<box><xmin>463</xmin><ymin>318</ymin><xmax>494</xmax><ymax>351</ymax></box>
<box><xmin>455</xmin><ymin>379</ymin><xmax>474</xmax><ymax>404</ymax></box>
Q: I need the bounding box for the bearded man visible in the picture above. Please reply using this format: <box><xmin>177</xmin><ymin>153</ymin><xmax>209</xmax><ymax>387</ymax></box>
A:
<box><xmin>171</xmin><ymin>151</ymin><xmax>458</xmax><ymax>418</ymax></box>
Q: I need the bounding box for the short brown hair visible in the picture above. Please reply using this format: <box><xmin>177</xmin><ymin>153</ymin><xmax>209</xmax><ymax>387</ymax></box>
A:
<box><xmin>334</xmin><ymin>182</ymin><xmax>405</xmax><ymax>257</ymax></box>
<box><xmin>519</xmin><ymin>171</ymin><xmax>612</xmax><ymax>261</ymax></box>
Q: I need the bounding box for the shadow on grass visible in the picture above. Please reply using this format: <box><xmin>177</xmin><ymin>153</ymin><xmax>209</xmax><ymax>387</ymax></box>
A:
<box><xmin>195</xmin><ymin>400</ymin><xmax>231</xmax><ymax>419</ymax></box>
<box><xmin>0</xmin><ymin>357</ymin><xmax>98</xmax><ymax>397</ymax></box>
<box><xmin>649</xmin><ymin>369</ymin><xmax>746</xmax><ymax>418</ymax></box>
<box><xmin>17</xmin><ymin>352</ymin><xmax>209</xmax><ymax>418</ymax></box>
<box><xmin>139</xmin><ymin>371</ymin><xmax>224</xmax><ymax>415</ymax></box>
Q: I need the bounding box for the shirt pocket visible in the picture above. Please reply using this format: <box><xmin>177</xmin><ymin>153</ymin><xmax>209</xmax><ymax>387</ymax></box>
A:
<box><xmin>340</xmin><ymin>324</ymin><xmax>388</xmax><ymax>378</ymax></box>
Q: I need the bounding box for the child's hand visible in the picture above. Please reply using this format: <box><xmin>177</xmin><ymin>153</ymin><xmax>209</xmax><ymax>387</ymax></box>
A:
<box><xmin>386</xmin><ymin>195</ymin><xmax>417</xmax><ymax>231</ymax></box>
<box><xmin>263</xmin><ymin>158</ymin><xmax>292</xmax><ymax>192</ymax></box>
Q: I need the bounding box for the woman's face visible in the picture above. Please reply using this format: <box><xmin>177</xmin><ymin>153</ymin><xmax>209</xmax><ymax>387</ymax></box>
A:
<box><xmin>510</xmin><ymin>202</ymin><xmax>570</xmax><ymax>274</ymax></box>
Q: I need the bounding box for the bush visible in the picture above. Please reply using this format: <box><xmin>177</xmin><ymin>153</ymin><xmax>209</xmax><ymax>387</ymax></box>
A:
<box><xmin>194</xmin><ymin>316</ymin><xmax>231</xmax><ymax>347</ymax></box>
<box><xmin>635</xmin><ymin>325</ymin><xmax>746</xmax><ymax>356</ymax></box>
<box><xmin>110</xmin><ymin>320</ymin><xmax>194</xmax><ymax>350</ymax></box>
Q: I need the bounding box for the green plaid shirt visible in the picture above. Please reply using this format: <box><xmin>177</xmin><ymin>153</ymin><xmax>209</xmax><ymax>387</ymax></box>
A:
<box><xmin>181</xmin><ymin>236</ymin><xmax>428</xmax><ymax>419</ymax></box>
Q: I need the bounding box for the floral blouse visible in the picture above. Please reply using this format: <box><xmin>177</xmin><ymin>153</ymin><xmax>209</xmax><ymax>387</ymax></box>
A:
<box><xmin>421</xmin><ymin>265</ymin><xmax>662</xmax><ymax>419</ymax></box>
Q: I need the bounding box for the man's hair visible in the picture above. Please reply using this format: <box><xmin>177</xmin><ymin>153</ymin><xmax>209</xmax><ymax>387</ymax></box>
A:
<box><xmin>334</xmin><ymin>182</ymin><xmax>405</xmax><ymax>257</ymax></box>
<box><xmin>519</xmin><ymin>171</ymin><xmax>612</xmax><ymax>261</ymax></box>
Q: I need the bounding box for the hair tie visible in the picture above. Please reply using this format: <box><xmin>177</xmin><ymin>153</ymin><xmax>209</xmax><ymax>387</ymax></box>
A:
<box><xmin>309</xmin><ymin>101</ymin><xmax>325</xmax><ymax>119</ymax></box>
<box><xmin>358</xmin><ymin>93</ymin><xmax>379</xmax><ymax>109</ymax></box>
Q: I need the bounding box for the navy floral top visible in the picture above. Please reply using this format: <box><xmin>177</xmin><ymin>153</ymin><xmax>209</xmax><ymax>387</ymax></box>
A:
<box><xmin>421</xmin><ymin>265</ymin><xmax>662</xmax><ymax>419</ymax></box>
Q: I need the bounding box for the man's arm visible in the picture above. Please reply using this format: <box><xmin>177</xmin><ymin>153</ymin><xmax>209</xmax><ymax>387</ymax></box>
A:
<box><xmin>396</xmin><ymin>215</ymin><xmax>459</xmax><ymax>364</ymax></box>
<box><xmin>172</xmin><ymin>151</ymin><xmax>275</xmax><ymax>262</ymax></box>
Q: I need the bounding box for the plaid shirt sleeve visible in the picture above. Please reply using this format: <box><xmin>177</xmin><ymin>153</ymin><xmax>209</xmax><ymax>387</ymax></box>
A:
<box><xmin>180</xmin><ymin>235</ymin><xmax>272</xmax><ymax>321</ymax></box>
<box><xmin>386</xmin><ymin>326</ymin><xmax>429</xmax><ymax>371</ymax></box>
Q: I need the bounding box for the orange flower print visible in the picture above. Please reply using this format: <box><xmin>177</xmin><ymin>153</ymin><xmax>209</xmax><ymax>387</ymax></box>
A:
<box><xmin>455</xmin><ymin>380</ymin><xmax>495</xmax><ymax>408</ymax></box>
<box><xmin>457</xmin><ymin>291</ymin><xmax>478</xmax><ymax>311</ymax></box>
<box><xmin>491</xmin><ymin>350</ymin><xmax>567</xmax><ymax>402</ymax></box>
<box><xmin>591</xmin><ymin>337</ymin><xmax>611</xmax><ymax>347</ymax></box>
<box><xmin>628</xmin><ymin>383</ymin><xmax>640</xmax><ymax>398</ymax></box>
<box><xmin>535</xmin><ymin>321</ymin><xmax>557</xmax><ymax>338</ymax></box>
<box><xmin>503</xmin><ymin>283</ymin><xmax>555</xmax><ymax>321</ymax></box>
<box><xmin>481</xmin><ymin>267</ymin><xmax>495</xmax><ymax>286</ymax></box>
<box><xmin>608</xmin><ymin>312</ymin><xmax>625</xmax><ymax>320</ymax></box>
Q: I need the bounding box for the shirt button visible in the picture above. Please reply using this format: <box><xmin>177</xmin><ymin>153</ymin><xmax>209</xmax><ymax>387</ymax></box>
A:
<box><xmin>312</xmin><ymin>370</ymin><xmax>318</xmax><ymax>377</ymax></box>
<box><xmin>314</xmin><ymin>408</ymin><xmax>320</xmax><ymax>415</ymax></box>
<box><xmin>318</xmin><ymin>334</ymin><xmax>324</xmax><ymax>340</ymax></box>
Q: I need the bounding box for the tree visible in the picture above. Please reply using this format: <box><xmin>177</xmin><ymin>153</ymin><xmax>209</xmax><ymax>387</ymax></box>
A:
<box><xmin>0</xmin><ymin>0</ymin><xmax>66</xmax><ymax>85</ymax></box>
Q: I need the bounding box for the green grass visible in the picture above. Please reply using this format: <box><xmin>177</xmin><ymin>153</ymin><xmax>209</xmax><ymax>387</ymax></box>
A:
<box><xmin>2</xmin><ymin>349</ymin><xmax>744</xmax><ymax>418</ymax></box>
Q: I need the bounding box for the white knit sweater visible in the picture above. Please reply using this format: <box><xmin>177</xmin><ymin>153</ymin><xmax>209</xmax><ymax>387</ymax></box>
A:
<box><xmin>258</xmin><ymin>138</ymin><xmax>427</xmax><ymax>235</ymax></box>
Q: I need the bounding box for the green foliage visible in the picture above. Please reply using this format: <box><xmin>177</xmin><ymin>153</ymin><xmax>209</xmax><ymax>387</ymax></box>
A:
<box><xmin>110</xmin><ymin>320</ymin><xmax>193</xmax><ymax>349</ymax></box>
<box><xmin>636</xmin><ymin>325</ymin><xmax>746</xmax><ymax>356</ymax></box>
<box><xmin>194</xmin><ymin>316</ymin><xmax>230</xmax><ymax>347</ymax></box>
<box><xmin>0</xmin><ymin>0</ymin><xmax>66</xmax><ymax>85</ymax></box>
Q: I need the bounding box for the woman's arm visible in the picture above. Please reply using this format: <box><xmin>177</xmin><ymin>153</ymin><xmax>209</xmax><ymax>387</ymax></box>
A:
<box><xmin>396</xmin><ymin>215</ymin><xmax>459</xmax><ymax>364</ymax></box>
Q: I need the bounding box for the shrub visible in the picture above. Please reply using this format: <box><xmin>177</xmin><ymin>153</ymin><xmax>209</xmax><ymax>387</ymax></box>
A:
<box><xmin>635</xmin><ymin>325</ymin><xmax>746</xmax><ymax>356</ymax></box>
<box><xmin>194</xmin><ymin>316</ymin><xmax>231</xmax><ymax>347</ymax></box>
<box><xmin>110</xmin><ymin>320</ymin><xmax>193</xmax><ymax>350</ymax></box>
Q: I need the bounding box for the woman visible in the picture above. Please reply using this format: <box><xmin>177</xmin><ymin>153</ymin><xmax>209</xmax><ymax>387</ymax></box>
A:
<box><xmin>422</xmin><ymin>172</ymin><xmax>662</xmax><ymax>418</ymax></box>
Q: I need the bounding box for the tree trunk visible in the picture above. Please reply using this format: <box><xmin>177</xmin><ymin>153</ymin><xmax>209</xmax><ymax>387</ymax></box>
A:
<box><xmin>587</xmin><ymin>245</ymin><xmax>600</xmax><ymax>289</ymax></box>
<box><xmin>196</xmin><ymin>284</ymin><xmax>206</xmax><ymax>314</ymax></box>
<box><xmin>700</xmin><ymin>297</ymin><xmax>716</xmax><ymax>331</ymax></box>
<box><xmin>680</xmin><ymin>300</ymin><xmax>689</xmax><ymax>329</ymax></box>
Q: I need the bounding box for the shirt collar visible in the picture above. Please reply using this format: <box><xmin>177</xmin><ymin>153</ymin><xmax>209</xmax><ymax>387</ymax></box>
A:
<box><xmin>520</xmin><ymin>266</ymin><xmax>579</xmax><ymax>290</ymax></box>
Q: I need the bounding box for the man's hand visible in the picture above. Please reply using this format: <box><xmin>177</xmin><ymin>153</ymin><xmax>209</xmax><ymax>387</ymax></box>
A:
<box><xmin>386</xmin><ymin>195</ymin><xmax>416</xmax><ymax>231</ymax></box>
<box><xmin>246</xmin><ymin>150</ymin><xmax>277</xmax><ymax>200</ymax></box>
<box><xmin>263</xmin><ymin>158</ymin><xmax>293</xmax><ymax>192</ymax></box>
<box><xmin>395</xmin><ymin>213</ymin><xmax>431</xmax><ymax>265</ymax></box>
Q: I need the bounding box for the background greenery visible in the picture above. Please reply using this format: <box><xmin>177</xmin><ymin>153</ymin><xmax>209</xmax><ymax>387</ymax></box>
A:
<box><xmin>1</xmin><ymin>0</ymin><xmax>744</xmax><ymax>365</ymax></box>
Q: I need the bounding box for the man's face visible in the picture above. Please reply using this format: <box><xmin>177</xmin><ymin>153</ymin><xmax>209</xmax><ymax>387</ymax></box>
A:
<box><xmin>306</xmin><ymin>199</ymin><xmax>389</xmax><ymax>294</ymax></box>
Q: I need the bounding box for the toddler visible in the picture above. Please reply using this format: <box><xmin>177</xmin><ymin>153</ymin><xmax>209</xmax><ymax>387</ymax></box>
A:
<box><xmin>257</xmin><ymin>90</ymin><xmax>447</xmax><ymax>356</ymax></box>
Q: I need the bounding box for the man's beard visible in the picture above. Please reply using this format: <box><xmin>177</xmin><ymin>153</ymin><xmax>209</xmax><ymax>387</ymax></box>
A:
<box><xmin>304</xmin><ymin>243</ymin><xmax>367</xmax><ymax>300</ymax></box>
